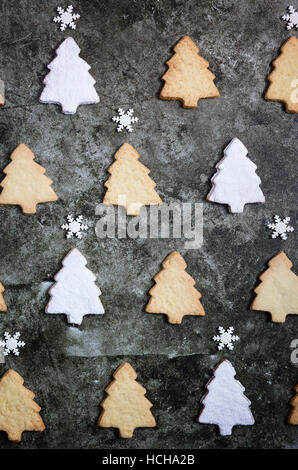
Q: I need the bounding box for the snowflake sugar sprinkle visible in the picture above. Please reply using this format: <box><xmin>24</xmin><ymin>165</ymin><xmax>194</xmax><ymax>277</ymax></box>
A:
<box><xmin>61</xmin><ymin>215</ymin><xmax>89</xmax><ymax>239</ymax></box>
<box><xmin>267</xmin><ymin>215</ymin><xmax>294</xmax><ymax>240</ymax></box>
<box><xmin>53</xmin><ymin>5</ymin><xmax>80</xmax><ymax>31</ymax></box>
<box><xmin>0</xmin><ymin>332</ymin><xmax>25</xmax><ymax>356</ymax></box>
<box><xmin>112</xmin><ymin>108</ymin><xmax>139</xmax><ymax>132</ymax></box>
<box><xmin>213</xmin><ymin>326</ymin><xmax>239</xmax><ymax>351</ymax></box>
<box><xmin>282</xmin><ymin>6</ymin><xmax>298</xmax><ymax>30</ymax></box>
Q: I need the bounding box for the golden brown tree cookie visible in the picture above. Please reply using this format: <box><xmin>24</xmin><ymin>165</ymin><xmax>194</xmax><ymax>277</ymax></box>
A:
<box><xmin>0</xmin><ymin>369</ymin><xmax>45</xmax><ymax>442</ymax></box>
<box><xmin>0</xmin><ymin>143</ymin><xmax>58</xmax><ymax>214</ymax></box>
<box><xmin>98</xmin><ymin>362</ymin><xmax>156</xmax><ymax>438</ymax></box>
<box><xmin>160</xmin><ymin>35</ymin><xmax>220</xmax><ymax>108</ymax></box>
<box><xmin>0</xmin><ymin>282</ymin><xmax>7</xmax><ymax>312</ymax></box>
<box><xmin>0</xmin><ymin>79</ymin><xmax>5</xmax><ymax>106</ymax></box>
<box><xmin>288</xmin><ymin>384</ymin><xmax>298</xmax><ymax>425</ymax></box>
<box><xmin>250</xmin><ymin>251</ymin><xmax>298</xmax><ymax>323</ymax></box>
<box><xmin>265</xmin><ymin>36</ymin><xmax>298</xmax><ymax>113</ymax></box>
<box><xmin>145</xmin><ymin>251</ymin><xmax>205</xmax><ymax>324</ymax></box>
<box><xmin>103</xmin><ymin>143</ymin><xmax>162</xmax><ymax>216</ymax></box>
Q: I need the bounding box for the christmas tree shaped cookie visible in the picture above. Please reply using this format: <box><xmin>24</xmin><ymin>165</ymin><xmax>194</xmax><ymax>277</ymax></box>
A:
<box><xmin>198</xmin><ymin>359</ymin><xmax>255</xmax><ymax>436</ymax></box>
<box><xmin>250</xmin><ymin>251</ymin><xmax>298</xmax><ymax>323</ymax></box>
<box><xmin>46</xmin><ymin>248</ymin><xmax>105</xmax><ymax>325</ymax></box>
<box><xmin>40</xmin><ymin>37</ymin><xmax>99</xmax><ymax>114</ymax></box>
<box><xmin>265</xmin><ymin>37</ymin><xmax>298</xmax><ymax>114</ymax></box>
<box><xmin>160</xmin><ymin>35</ymin><xmax>220</xmax><ymax>108</ymax></box>
<box><xmin>0</xmin><ymin>369</ymin><xmax>45</xmax><ymax>442</ymax></box>
<box><xmin>145</xmin><ymin>251</ymin><xmax>205</xmax><ymax>324</ymax></box>
<box><xmin>98</xmin><ymin>362</ymin><xmax>156</xmax><ymax>438</ymax></box>
<box><xmin>207</xmin><ymin>138</ymin><xmax>265</xmax><ymax>213</ymax></box>
<box><xmin>288</xmin><ymin>384</ymin><xmax>298</xmax><ymax>425</ymax></box>
<box><xmin>0</xmin><ymin>282</ymin><xmax>7</xmax><ymax>312</ymax></box>
<box><xmin>0</xmin><ymin>144</ymin><xmax>58</xmax><ymax>214</ymax></box>
<box><xmin>0</xmin><ymin>79</ymin><xmax>5</xmax><ymax>106</ymax></box>
<box><xmin>103</xmin><ymin>143</ymin><xmax>162</xmax><ymax>216</ymax></box>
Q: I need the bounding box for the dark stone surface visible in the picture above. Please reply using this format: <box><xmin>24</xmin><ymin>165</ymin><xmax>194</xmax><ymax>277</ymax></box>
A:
<box><xmin>0</xmin><ymin>0</ymin><xmax>297</xmax><ymax>449</ymax></box>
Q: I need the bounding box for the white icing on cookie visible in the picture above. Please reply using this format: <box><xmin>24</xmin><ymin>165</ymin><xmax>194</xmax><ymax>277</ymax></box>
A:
<box><xmin>46</xmin><ymin>248</ymin><xmax>104</xmax><ymax>325</ymax></box>
<box><xmin>207</xmin><ymin>138</ymin><xmax>265</xmax><ymax>213</ymax></box>
<box><xmin>198</xmin><ymin>359</ymin><xmax>255</xmax><ymax>436</ymax></box>
<box><xmin>40</xmin><ymin>37</ymin><xmax>99</xmax><ymax>114</ymax></box>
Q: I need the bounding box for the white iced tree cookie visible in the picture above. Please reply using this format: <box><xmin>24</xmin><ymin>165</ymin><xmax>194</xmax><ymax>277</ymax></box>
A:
<box><xmin>40</xmin><ymin>37</ymin><xmax>99</xmax><ymax>115</ymax></box>
<box><xmin>207</xmin><ymin>138</ymin><xmax>265</xmax><ymax>213</ymax></box>
<box><xmin>198</xmin><ymin>359</ymin><xmax>255</xmax><ymax>436</ymax></box>
<box><xmin>46</xmin><ymin>248</ymin><xmax>104</xmax><ymax>325</ymax></box>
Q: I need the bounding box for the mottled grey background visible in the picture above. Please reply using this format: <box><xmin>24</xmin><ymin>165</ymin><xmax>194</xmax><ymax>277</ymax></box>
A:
<box><xmin>0</xmin><ymin>0</ymin><xmax>297</xmax><ymax>449</ymax></box>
